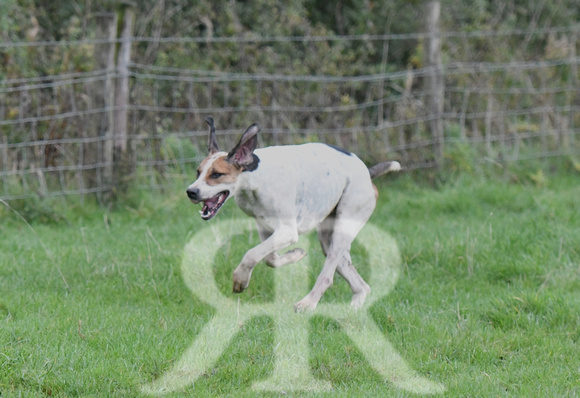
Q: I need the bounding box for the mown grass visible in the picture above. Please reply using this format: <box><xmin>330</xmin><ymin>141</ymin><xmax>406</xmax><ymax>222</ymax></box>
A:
<box><xmin>1</xmin><ymin>168</ymin><xmax>579</xmax><ymax>397</ymax></box>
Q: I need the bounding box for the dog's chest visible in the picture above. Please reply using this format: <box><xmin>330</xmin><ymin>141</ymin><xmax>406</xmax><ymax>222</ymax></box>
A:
<box><xmin>234</xmin><ymin>185</ymin><xmax>261</xmax><ymax>217</ymax></box>
<box><xmin>233</xmin><ymin>172</ymin><xmax>291</xmax><ymax>220</ymax></box>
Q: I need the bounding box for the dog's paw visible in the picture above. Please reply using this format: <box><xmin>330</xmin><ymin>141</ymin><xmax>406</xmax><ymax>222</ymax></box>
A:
<box><xmin>265</xmin><ymin>248</ymin><xmax>307</xmax><ymax>268</ymax></box>
<box><xmin>288</xmin><ymin>248</ymin><xmax>307</xmax><ymax>261</ymax></box>
<box><xmin>350</xmin><ymin>283</ymin><xmax>370</xmax><ymax>309</ymax></box>
<box><xmin>232</xmin><ymin>281</ymin><xmax>248</xmax><ymax>293</ymax></box>
<box><xmin>280</xmin><ymin>248</ymin><xmax>307</xmax><ymax>266</ymax></box>
<box><xmin>350</xmin><ymin>293</ymin><xmax>368</xmax><ymax>309</ymax></box>
<box><xmin>293</xmin><ymin>297</ymin><xmax>318</xmax><ymax>313</ymax></box>
<box><xmin>232</xmin><ymin>269</ymin><xmax>250</xmax><ymax>293</ymax></box>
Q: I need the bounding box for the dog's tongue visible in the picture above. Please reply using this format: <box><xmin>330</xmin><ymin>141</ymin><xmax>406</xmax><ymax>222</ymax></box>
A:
<box><xmin>204</xmin><ymin>195</ymin><xmax>220</xmax><ymax>208</ymax></box>
<box><xmin>200</xmin><ymin>192</ymin><xmax>227</xmax><ymax>220</ymax></box>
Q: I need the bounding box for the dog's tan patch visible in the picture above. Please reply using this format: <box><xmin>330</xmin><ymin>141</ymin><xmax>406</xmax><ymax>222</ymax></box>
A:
<box><xmin>196</xmin><ymin>156</ymin><xmax>217</xmax><ymax>177</ymax></box>
<box><xmin>204</xmin><ymin>156</ymin><xmax>242</xmax><ymax>185</ymax></box>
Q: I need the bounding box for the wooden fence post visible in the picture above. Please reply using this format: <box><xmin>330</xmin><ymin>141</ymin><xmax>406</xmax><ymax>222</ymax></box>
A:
<box><xmin>95</xmin><ymin>12</ymin><xmax>117</xmax><ymax>199</ymax></box>
<box><xmin>424</xmin><ymin>0</ymin><xmax>444</xmax><ymax>167</ymax></box>
<box><xmin>112</xmin><ymin>1</ymin><xmax>135</xmax><ymax>197</ymax></box>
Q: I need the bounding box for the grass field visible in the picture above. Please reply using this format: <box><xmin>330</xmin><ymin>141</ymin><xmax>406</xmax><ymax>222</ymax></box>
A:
<box><xmin>1</xmin><ymin>168</ymin><xmax>579</xmax><ymax>397</ymax></box>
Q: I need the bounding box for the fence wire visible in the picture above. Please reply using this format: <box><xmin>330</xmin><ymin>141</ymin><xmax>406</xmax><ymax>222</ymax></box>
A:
<box><xmin>1</xmin><ymin>28</ymin><xmax>579</xmax><ymax>201</ymax></box>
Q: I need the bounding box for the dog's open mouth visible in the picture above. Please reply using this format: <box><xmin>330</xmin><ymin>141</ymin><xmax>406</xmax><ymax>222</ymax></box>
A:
<box><xmin>200</xmin><ymin>191</ymin><xmax>229</xmax><ymax>220</ymax></box>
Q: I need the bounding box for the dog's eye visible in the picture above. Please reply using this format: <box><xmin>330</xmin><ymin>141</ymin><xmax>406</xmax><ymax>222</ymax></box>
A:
<box><xmin>210</xmin><ymin>172</ymin><xmax>224</xmax><ymax>179</ymax></box>
<box><xmin>196</xmin><ymin>170</ymin><xmax>201</xmax><ymax>179</ymax></box>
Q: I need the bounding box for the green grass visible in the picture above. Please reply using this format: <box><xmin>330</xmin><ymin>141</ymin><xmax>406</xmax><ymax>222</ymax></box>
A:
<box><xmin>1</xmin><ymin>170</ymin><xmax>579</xmax><ymax>397</ymax></box>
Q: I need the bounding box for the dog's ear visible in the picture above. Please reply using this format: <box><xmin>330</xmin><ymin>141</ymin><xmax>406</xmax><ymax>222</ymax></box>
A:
<box><xmin>205</xmin><ymin>116</ymin><xmax>220</xmax><ymax>155</ymax></box>
<box><xmin>227</xmin><ymin>123</ymin><xmax>259</xmax><ymax>168</ymax></box>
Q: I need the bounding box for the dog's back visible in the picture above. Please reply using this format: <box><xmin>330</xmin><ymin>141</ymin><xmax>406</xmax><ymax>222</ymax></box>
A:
<box><xmin>234</xmin><ymin>143</ymin><xmax>375</xmax><ymax>233</ymax></box>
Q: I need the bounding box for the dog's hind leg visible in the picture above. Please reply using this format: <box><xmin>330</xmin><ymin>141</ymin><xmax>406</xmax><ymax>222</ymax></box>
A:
<box><xmin>258</xmin><ymin>226</ymin><xmax>306</xmax><ymax>268</ymax></box>
<box><xmin>337</xmin><ymin>253</ymin><xmax>371</xmax><ymax>309</ymax></box>
<box><xmin>295</xmin><ymin>211</ymin><xmax>372</xmax><ymax>312</ymax></box>
<box><xmin>294</xmin><ymin>178</ymin><xmax>376</xmax><ymax>313</ymax></box>
<box><xmin>317</xmin><ymin>216</ymin><xmax>370</xmax><ymax>309</ymax></box>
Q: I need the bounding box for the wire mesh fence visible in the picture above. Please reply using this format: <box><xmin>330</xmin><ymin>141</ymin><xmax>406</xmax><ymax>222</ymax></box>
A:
<box><xmin>1</xmin><ymin>26</ymin><xmax>579</xmax><ymax>201</ymax></box>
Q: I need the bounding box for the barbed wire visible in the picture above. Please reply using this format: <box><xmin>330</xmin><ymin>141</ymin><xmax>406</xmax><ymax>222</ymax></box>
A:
<box><xmin>129</xmin><ymin>58</ymin><xmax>580</xmax><ymax>83</ymax></box>
<box><xmin>1</xmin><ymin>25</ymin><xmax>578</xmax><ymax>49</ymax></box>
<box><xmin>0</xmin><ymin>69</ymin><xmax>115</xmax><ymax>86</ymax></box>
<box><xmin>2</xmin><ymin>107</ymin><xmax>577</xmax><ymax>152</ymax></box>
<box><xmin>2</xmin><ymin>58</ymin><xmax>575</xmax><ymax>96</ymax></box>
<box><xmin>1</xmin><ymin>28</ymin><xmax>579</xmax><ymax>202</ymax></box>
<box><xmin>0</xmin><ymin>108</ymin><xmax>111</xmax><ymax>127</ymax></box>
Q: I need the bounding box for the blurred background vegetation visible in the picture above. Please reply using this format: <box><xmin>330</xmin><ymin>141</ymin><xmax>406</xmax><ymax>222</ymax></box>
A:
<box><xmin>3</xmin><ymin>0</ymin><xmax>579</xmax><ymax>49</ymax></box>
<box><xmin>1</xmin><ymin>0</ymin><xmax>579</xmax><ymax>206</ymax></box>
<box><xmin>3</xmin><ymin>0</ymin><xmax>578</xmax><ymax>69</ymax></box>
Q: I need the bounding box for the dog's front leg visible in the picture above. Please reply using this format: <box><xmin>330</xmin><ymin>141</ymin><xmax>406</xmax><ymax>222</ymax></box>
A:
<box><xmin>232</xmin><ymin>225</ymin><xmax>299</xmax><ymax>293</ymax></box>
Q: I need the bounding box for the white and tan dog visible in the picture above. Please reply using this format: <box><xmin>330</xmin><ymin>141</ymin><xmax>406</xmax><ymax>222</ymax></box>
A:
<box><xmin>187</xmin><ymin>116</ymin><xmax>400</xmax><ymax>312</ymax></box>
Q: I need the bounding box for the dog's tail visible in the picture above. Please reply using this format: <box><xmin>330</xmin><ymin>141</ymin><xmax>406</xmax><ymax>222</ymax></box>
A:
<box><xmin>368</xmin><ymin>161</ymin><xmax>401</xmax><ymax>179</ymax></box>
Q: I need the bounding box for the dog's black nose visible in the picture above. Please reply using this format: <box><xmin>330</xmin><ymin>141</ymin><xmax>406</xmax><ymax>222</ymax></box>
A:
<box><xmin>186</xmin><ymin>188</ymin><xmax>200</xmax><ymax>201</ymax></box>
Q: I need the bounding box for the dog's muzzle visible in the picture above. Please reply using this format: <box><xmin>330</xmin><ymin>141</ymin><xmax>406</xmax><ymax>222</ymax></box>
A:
<box><xmin>186</xmin><ymin>188</ymin><xmax>230</xmax><ymax>221</ymax></box>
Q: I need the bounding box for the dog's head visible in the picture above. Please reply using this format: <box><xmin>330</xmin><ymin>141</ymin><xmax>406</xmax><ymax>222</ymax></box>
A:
<box><xmin>186</xmin><ymin>117</ymin><xmax>260</xmax><ymax>220</ymax></box>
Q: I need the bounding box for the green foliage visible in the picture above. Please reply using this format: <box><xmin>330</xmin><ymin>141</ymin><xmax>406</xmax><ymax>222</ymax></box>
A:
<box><xmin>1</xmin><ymin>196</ymin><xmax>68</xmax><ymax>225</ymax></box>
<box><xmin>6</xmin><ymin>0</ymin><xmax>578</xmax><ymax>82</ymax></box>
